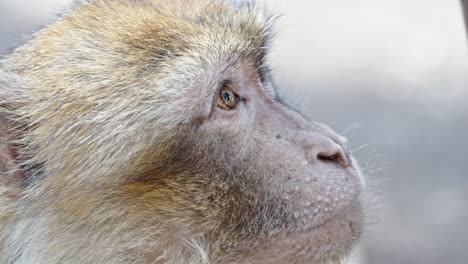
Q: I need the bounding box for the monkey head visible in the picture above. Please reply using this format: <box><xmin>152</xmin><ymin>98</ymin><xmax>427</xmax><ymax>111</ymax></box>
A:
<box><xmin>0</xmin><ymin>0</ymin><xmax>364</xmax><ymax>263</ymax></box>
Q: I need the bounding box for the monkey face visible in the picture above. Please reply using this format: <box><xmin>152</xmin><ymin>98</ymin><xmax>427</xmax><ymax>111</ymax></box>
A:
<box><xmin>0</xmin><ymin>1</ymin><xmax>364</xmax><ymax>263</ymax></box>
<box><xmin>168</xmin><ymin>60</ymin><xmax>364</xmax><ymax>263</ymax></box>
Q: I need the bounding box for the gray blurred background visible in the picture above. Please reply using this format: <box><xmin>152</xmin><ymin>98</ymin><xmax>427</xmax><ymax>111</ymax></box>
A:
<box><xmin>1</xmin><ymin>0</ymin><xmax>467</xmax><ymax>263</ymax></box>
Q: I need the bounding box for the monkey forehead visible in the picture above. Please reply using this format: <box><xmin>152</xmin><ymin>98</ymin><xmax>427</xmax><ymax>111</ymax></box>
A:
<box><xmin>5</xmin><ymin>0</ymin><xmax>272</xmax><ymax>83</ymax></box>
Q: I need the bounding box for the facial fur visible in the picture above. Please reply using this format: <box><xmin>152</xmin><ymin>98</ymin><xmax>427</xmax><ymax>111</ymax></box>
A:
<box><xmin>0</xmin><ymin>1</ymin><xmax>364</xmax><ymax>263</ymax></box>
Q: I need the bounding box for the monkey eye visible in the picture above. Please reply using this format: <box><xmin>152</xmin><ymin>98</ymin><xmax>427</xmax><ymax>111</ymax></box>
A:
<box><xmin>216</xmin><ymin>85</ymin><xmax>239</xmax><ymax>110</ymax></box>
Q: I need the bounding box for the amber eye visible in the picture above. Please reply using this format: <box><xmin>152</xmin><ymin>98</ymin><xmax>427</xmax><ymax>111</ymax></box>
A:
<box><xmin>216</xmin><ymin>86</ymin><xmax>238</xmax><ymax>110</ymax></box>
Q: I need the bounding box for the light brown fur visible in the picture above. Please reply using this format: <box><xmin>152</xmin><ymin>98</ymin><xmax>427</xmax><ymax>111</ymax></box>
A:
<box><xmin>0</xmin><ymin>1</ymin><xmax>364</xmax><ymax>263</ymax></box>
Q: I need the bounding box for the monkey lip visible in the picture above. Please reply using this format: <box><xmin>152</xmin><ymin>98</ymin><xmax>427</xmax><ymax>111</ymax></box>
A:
<box><xmin>281</xmin><ymin>199</ymin><xmax>363</xmax><ymax>243</ymax></box>
<box><xmin>256</xmin><ymin>204</ymin><xmax>363</xmax><ymax>263</ymax></box>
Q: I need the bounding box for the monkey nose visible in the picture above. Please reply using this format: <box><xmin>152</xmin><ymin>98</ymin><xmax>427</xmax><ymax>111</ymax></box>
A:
<box><xmin>307</xmin><ymin>136</ymin><xmax>350</xmax><ymax>168</ymax></box>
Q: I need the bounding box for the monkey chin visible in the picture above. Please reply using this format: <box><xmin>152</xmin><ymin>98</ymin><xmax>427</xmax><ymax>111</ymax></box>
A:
<box><xmin>246</xmin><ymin>202</ymin><xmax>363</xmax><ymax>264</ymax></box>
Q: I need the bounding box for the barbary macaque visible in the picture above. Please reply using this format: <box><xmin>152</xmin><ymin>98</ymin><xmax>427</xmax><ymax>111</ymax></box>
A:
<box><xmin>0</xmin><ymin>0</ymin><xmax>364</xmax><ymax>263</ymax></box>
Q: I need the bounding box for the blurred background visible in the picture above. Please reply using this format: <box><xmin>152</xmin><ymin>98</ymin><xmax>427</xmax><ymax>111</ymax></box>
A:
<box><xmin>0</xmin><ymin>0</ymin><xmax>467</xmax><ymax>263</ymax></box>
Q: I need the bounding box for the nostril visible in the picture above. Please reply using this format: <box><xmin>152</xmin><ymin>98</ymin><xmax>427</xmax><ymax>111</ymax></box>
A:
<box><xmin>316</xmin><ymin>148</ymin><xmax>349</xmax><ymax>168</ymax></box>
<box><xmin>317</xmin><ymin>153</ymin><xmax>340</xmax><ymax>163</ymax></box>
<box><xmin>296</xmin><ymin>131</ymin><xmax>350</xmax><ymax>168</ymax></box>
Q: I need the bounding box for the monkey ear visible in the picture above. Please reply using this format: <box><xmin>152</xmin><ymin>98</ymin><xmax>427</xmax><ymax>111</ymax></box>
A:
<box><xmin>0</xmin><ymin>74</ymin><xmax>25</xmax><ymax>189</ymax></box>
<box><xmin>0</xmin><ymin>123</ymin><xmax>22</xmax><ymax>187</ymax></box>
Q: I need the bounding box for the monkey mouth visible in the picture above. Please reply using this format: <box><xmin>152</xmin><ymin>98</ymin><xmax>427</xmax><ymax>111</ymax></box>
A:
<box><xmin>298</xmin><ymin>168</ymin><xmax>363</xmax><ymax>233</ymax></box>
<box><xmin>290</xmin><ymin>206</ymin><xmax>361</xmax><ymax>258</ymax></box>
<box><xmin>302</xmin><ymin>197</ymin><xmax>361</xmax><ymax>234</ymax></box>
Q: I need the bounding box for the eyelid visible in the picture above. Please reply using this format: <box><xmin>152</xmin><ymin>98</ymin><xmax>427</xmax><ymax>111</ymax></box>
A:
<box><xmin>210</xmin><ymin>81</ymin><xmax>229</xmax><ymax>112</ymax></box>
<box><xmin>212</xmin><ymin>80</ymin><xmax>232</xmax><ymax>105</ymax></box>
<box><xmin>218</xmin><ymin>80</ymin><xmax>233</xmax><ymax>93</ymax></box>
<box><xmin>212</xmin><ymin>80</ymin><xmax>246</xmax><ymax>112</ymax></box>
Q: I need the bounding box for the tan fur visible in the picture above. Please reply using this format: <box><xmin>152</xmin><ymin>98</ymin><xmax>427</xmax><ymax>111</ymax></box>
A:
<box><xmin>0</xmin><ymin>1</ymin><xmax>363</xmax><ymax>263</ymax></box>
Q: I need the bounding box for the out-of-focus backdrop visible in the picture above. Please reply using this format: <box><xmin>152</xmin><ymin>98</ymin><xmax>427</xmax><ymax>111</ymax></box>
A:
<box><xmin>1</xmin><ymin>0</ymin><xmax>467</xmax><ymax>263</ymax></box>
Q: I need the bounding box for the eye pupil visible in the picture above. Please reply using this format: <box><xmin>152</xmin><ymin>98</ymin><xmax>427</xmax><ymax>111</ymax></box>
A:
<box><xmin>223</xmin><ymin>92</ymin><xmax>232</xmax><ymax>102</ymax></box>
